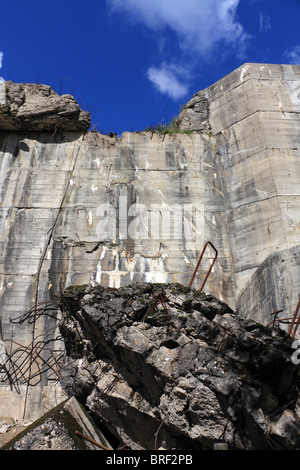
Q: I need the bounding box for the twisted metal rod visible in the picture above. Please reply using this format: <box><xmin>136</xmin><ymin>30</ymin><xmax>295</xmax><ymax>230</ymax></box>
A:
<box><xmin>189</xmin><ymin>241</ymin><xmax>218</xmax><ymax>290</ymax></box>
<box><xmin>0</xmin><ymin>302</ymin><xmax>65</xmax><ymax>393</ymax></box>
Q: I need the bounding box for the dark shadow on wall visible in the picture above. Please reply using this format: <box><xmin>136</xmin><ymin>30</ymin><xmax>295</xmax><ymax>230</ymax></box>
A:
<box><xmin>0</xmin><ymin>131</ymin><xmax>87</xmax><ymax>158</ymax></box>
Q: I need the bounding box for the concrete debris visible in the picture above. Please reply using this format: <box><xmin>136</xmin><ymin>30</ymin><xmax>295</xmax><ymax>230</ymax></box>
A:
<box><xmin>58</xmin><ymin>282</ymin><xmax>300</xmax><ymax>450</ymax></box>
<box><xmin>0</xmin><ymin>397</ymin><xmax>113</xmax><ymax>450</ymax></box>
<box><xmin>0</xmin><ymin>81</ymin><xmax>91</xmax><ymax>131</ymax></box>
<box><xmin>175</xmin><ymin>90</ymin><xmax>211</xmax><ymax>132</ymax></box>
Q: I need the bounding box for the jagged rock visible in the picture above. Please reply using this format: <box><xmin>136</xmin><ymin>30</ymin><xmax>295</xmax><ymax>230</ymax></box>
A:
<box><xmin>175</xmin><ymin>90</ymin><xmax>211</xmax><ymax>132</ymax></box>
<box><xmin>58</xmin><ymin>282</ymin><xmax>300</xmax><ymax>450</ymax></box>
<box><xmin>0</xmin><ymin>81</ymin><xmax>91</xmax><ymax>131</ymax></box>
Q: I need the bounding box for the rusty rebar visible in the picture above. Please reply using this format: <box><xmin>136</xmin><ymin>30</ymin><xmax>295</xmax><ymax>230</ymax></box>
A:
<box><xmin>10</xmin><ymin>301</ymin><xmax>59</xmax><ymax>325</ymax></box>
<box><xmin>141</xmin><ymin>291</ymin><xmax>169</xmax><ymax>322</ymax></box>
<box><xmin>288</xmin><ymin>298</ymin><xmax>300</xmax><ymax>337</ymax></box>
<box><xmin>189</xmin><ymin>241</ymin><xmax>218</xmax><ymax>290</ymax></box>
<box><xmin>267</xmin><ymin>310</ymin><xmax>284</xmax><ymax>327</ymax></box>
<box><xmin>1</xmin><ymin>331</ymin><xmax>65</xmax><ymax>391</ymax></box>
<box><xmin>75</xmin><ymin>430</ymin><xmax>112</xmax><ymax>450</ymax></box>
<box><xmin>154</xmin><ymin>420</ymin><xmax>164</xmax><ymax>450</ymax></box>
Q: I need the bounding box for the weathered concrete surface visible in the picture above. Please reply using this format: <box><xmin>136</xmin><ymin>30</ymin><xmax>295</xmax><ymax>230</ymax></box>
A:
<box><xmin>58</xmin><ymin>283</ymin><xmax>300</xmax><ymax>450</ymax></box>
<box><xmin>0</xmin><ymin>128</ymin><xmax>231</xmax><ymax>422</ymax></box>
<box><xmin>237</xmin><ymin>245</ymin><xmax>300</xmax><ymax>323</ymax></box>
<box><xmin>178</xmin><ymin>63</ymin><xmax>300</xmax><ymax>327</ymax></box>
<box><xmin>0</xmin><ymin>63</ymin><xmax>300</xmax><ymax>423</ymax></box>
<box><xmin>175</xmin><ymin>89</ymin><xmax>211</xmax><ymax>132</ymax></box>
<box><xmin>0</xmin><ymin>81</ymin><xmax>91</xmax><ymax>131</ymax></box>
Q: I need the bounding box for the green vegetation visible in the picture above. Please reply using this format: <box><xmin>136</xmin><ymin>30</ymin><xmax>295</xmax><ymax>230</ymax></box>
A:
<box><xmin>144</xmin><ymin>118</ymin><xmax>194</xmax><ymax>136</ymax></box>
<box><xmin>180</xmin><ymin>102</ymin><xmax>188</xmax><ymax>111</ymax></box>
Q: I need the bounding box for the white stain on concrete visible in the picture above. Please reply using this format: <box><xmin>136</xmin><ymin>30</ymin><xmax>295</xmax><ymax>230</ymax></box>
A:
<box><xmin>90</xmin><ymin>183</ymin><xmax>98</xmax><ymax>192</ymax></box>
<box><xmin>96</xmin><ymin>247</ymin><xmax>106</xmax><ymax>285</ymax></box>
<box><xmin>240</xmin><ymin>65</ymin><xmax>250</xmax><ymax>82</ymax></box>
<box><xmin>93</xmin><ymin>158</ymin><xmax>101</xmax><ymax>168</ymax></box>
<box><xmin>87</xmin><ymin>211</ymin><xmax>93</xmax><ymax>226</ymax></box>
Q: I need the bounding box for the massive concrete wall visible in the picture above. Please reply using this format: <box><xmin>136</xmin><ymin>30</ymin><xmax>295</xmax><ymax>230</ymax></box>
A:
<box><xmin>177</xmin><ymin>62</ymin><xmax>300</xmax><ymax>323</ymax></box>
<box><xmin>0</xmin><ymin>63</ymin><xmax>300</xmax><ymax>422</ymax></box>
<box><xmin>207</xmin><ymin>64</ymin><xmax>300</xmax><ymax>321</ymax></box>
<box><xmin>0</xmin><ymin>129</ymin><xmax>232</xmax><ymax>421</ymax></box>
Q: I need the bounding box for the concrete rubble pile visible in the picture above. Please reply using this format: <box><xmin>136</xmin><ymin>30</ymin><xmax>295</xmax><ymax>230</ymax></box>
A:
<box><xmin>1</xmin><ymin>396</ymin><xmax>114</xmax><ymax>450</ymax></box>
<box><xmin>57</xmin><ymin>282</ymin><xmax>300</xmax><ymax>450</ymax></box>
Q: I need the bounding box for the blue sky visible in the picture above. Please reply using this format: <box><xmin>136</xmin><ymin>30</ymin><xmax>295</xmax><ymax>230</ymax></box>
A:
<box><xmin>0</xmin><ymin>0</ymin><xmax>299</xmax><ymax>135</ymax></box>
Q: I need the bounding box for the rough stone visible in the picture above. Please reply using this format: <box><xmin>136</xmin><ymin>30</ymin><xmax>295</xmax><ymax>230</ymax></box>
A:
<box><xmin>175</xmin><ymin>90</ymin><xmax>211</xmax><ymax>132</ymax></box>
<box><xmin>0</xmin><ymin>397</ymin><xmax>113</xmax><ymax>450</ymax></box>
<box><xmin>0</xmin><ymin>81</ymin><xmax>91</xmax><ymax>131</ymax></box>
<box><xmin>58</xmin><ymin>282</ymin><xmax>300</xmax><ymax>450</ymax></box>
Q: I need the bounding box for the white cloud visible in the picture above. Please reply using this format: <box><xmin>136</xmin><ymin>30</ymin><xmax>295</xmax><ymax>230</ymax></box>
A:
<box><xmin>107</xmin><ymin>0</ymin><xmax>249</xmax><ymax>98</ymax></box>
<box><xmin>147</xmin><ymin>63</ymin><xmax>189</xmax><ymax>100</ymax></box>
<box><xmin>108</xmin><ymin>0</ymin><xmax>247</xmax><ymax>57</ymax></box>
<box><xmin>0</xmin><ymin>52</ymin><xmax>4</xmax><ymax>81</ymax></box>
<box><xmin>285</xmin><ymin>45</ymin><xmax>300</xmax><ymax>65</ymax></box>
<box><xmin>259</xmin><ymin>12</ymin><xmax>271</xmax><ymax>32</ymax></box>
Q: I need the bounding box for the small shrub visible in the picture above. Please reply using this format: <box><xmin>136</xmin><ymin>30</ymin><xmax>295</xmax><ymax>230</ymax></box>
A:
<box><xmin>145</xmin><ymin>118</ymin><xmax>194</xmax><ymax>135</ymax></box>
